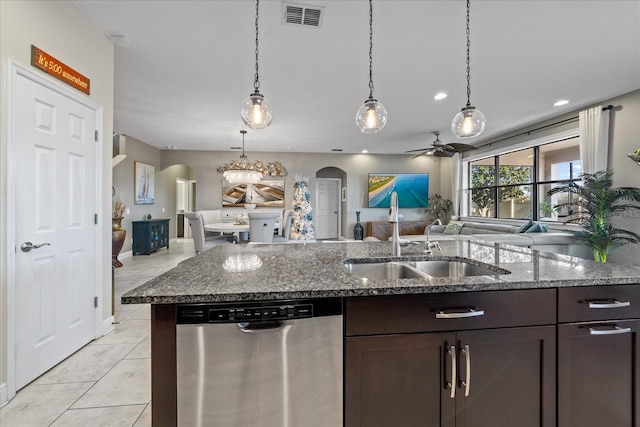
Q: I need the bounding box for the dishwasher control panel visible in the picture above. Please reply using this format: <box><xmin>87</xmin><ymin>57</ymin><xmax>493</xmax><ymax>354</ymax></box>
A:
<box><xmin>176</xmin><ymin>298</ymin><xmax>342</xmax><ymax>324</ymax></box>
<box><xmin>209</xmin><ymin>304</ymin><xmax>312</xmax><ymax>323</ymax></box>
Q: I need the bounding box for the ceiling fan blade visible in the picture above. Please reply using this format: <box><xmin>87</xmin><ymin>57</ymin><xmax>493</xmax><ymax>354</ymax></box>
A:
<box><xmin>405</xmin><ymin>147</ymin><xmax>433</xmax><ymax>153</ymax></box>
<box><xmin>445</xmin><ymin>142</ymin><xmax>478</xmax><ymax>152</ymax></box>
<box><xmin>410</xmin><ymin>150</ymin><xmax>433</xmax><ymax>159</ymax></box>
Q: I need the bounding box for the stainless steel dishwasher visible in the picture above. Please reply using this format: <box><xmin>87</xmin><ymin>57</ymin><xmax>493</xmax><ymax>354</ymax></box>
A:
<box><xmin>176</xmin><ymin>298</ymin><xmax>343</xmax><ymax>427</ymax></box>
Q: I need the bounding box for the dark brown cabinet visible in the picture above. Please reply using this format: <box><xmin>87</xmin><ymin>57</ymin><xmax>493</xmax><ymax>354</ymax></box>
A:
<box><xmin>346</xmin><ymin>332</ymin><xmax>455</xmax><ymax>427</ymax></box>
<box><xmin>345</xmin><ymin>289</ymin><xmax>557</xmax><ymax>427</ymax></box>
<box><xmin>558</xmin><ymin>285</ymin><xmax>640</xmax><ymax>427</ymax></box>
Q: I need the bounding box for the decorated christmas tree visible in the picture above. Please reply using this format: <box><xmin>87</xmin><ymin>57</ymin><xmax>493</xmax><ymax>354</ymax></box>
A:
<box><xmin>290</xmin><ymin>175</ymin><xmax>315</xmax><ymax>240</ymax></box>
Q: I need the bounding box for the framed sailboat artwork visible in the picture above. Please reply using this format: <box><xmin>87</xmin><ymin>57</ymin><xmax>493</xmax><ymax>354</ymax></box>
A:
<box><xmin>134</xmin><ymin>161</ymin><xmax>155</xmax><ymax>204</ymax></box>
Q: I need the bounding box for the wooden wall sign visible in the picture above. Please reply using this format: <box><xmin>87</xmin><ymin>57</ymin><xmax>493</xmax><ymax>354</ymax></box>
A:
<box><xmin>30</xmin><ymin>45</ymin><xmax>90</xmax><ymax>95</ymax></box>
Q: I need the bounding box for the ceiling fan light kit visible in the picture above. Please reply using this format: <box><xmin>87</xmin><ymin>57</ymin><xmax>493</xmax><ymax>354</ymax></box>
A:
<box><xmin>406</xmin><ymin>131</ymin><xmax>477</xmax><ymax>158</ymax></box>
<box><xmin>240</xmin><ymin>0</ymin><xmax>273</xmax><ymax>129</ymax></box>
<box><xmin>355</xmin><ymin>0</ymin><xmax>388</xmax><ymax>134</ymax></box>
<box><xmin>451</xmin><ymin>0</ymin><xmax>486</xmax><ymax>139</ymax></box>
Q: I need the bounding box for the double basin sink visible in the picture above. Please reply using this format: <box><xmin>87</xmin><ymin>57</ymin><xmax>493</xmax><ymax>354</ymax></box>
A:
<box><xmin>344</xmin><ymin>257</ymin><xmax>511</xmax><ymax>280</ymax></box>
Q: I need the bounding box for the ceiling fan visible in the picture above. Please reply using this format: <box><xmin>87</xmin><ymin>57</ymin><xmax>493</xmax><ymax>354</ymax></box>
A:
<box><xmin>406</xmin><ymin>131</ymin><xmax>478</xmax><ymax>158</ymax></box>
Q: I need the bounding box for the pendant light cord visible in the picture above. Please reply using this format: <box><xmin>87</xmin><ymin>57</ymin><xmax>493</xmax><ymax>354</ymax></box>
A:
<box><xmin>241</xmin><ymin>130</ymin><xmax>247</xmax><ymax>158</ymax></box>
<box><xmin>368</xmin><ymin>0</ymin><xmax>374</xmax><ymax>99</ymax></box>
<box><xmin>254</xmin><ymin>0</ymin><xmax>260</xmax><ymax>92</ymax></box>
<box><xmin>465</xmin><ymin>0</ymin><xmax>471</xmax><ymax>107</ymax></box>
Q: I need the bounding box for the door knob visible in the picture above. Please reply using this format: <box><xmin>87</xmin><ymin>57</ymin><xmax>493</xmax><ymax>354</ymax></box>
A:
<box><xmin>20</xmin><ymin>242</ymin><xmax>51</xmax><ymax>252</ymax></box>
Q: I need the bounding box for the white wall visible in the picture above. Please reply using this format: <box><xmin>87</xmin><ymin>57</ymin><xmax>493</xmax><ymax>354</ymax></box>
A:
<box><xmin>0</xmin><ymin>0</ymin><xmax>114</xmax><ymax>403</ymax></box>
<box><xmin>162</xmin><ymin>150</ymin><xmax>443</xmax><ymax>239</ymax></box>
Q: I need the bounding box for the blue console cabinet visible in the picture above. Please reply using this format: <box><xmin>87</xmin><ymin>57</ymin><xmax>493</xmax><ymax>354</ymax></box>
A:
<box><xmin>132</xmin><ymin>219</ymin><xmax>170</xmax><ymax>255</ymax></box>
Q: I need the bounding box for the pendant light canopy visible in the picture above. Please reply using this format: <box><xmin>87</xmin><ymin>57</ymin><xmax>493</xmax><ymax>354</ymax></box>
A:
<box><xmin>241</xmin><ymin>0</ymin><xmax>272</xmax><ymax>129</ymax></box>
<box><xmin>451</xmin><ymin>0</ymin><xmax>486</xmax><ymax>139</ymax></box>
<box><xmin>355</xmin><ymin>0</ymin><xmax>387</xmax><ymax>134</ymax></box>
<box><xmin>223</xmin><ymin>130</ymin><xmax>263</xmax><ymax>185</ymax></box>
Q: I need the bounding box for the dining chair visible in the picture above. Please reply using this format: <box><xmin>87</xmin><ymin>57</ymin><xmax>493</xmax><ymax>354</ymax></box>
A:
<box><xmin>248</xmin><ymin>212</ymin><xmax>279</xmax><ymax>243</ymax></box>
<box><xmin>185</xmin><ymin>212</ymin><xmax>230</xmax><ymax>254</ymax></box>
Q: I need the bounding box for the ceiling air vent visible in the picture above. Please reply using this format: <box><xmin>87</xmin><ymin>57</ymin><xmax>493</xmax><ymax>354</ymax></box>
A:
<box><xmin>282</xmin><ymin>2</ymin><xmax>325</xmax><ymax>29</ymax></box>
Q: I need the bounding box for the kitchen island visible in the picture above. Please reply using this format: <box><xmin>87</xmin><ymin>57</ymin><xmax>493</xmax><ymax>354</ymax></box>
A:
<box><xmin>122</xmin><ymin>240</ymin><xmax>640</xmax><ymax>427</ymax></box>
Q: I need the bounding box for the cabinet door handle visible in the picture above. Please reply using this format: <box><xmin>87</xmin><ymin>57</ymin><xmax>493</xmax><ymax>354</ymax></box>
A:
<box><xmin>447</xmin><ymin>345</ymin><xmax>457</xmax><ymax>399</ymax></box>
<box><xmin>586</xmin><ymin>325</ymin><xmax>632</xmax><ymax>335</ymax></box>
<box><xmin>461</xmin><ymin>344</ymin><xmax>471</xmax><ymax>396</ymax></box>
<box><xmin>584</xmin><ymin>299</ymin><xmax>631</xmax><ymax>309</ymax></box>
<box><xmin>436</xmin><ymin>308</ymin><xmax>485</xmax><ymax>319</ymax></box>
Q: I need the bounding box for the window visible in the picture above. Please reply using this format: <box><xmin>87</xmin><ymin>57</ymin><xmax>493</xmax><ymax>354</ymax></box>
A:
<box><xmin>466</xmin><ymin>137</ymin><xmax>580</xmax><ymax>221</ymax></box>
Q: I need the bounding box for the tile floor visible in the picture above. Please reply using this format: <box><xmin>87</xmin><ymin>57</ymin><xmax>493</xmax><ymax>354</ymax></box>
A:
<box><xmin>0</xmin><ymin>239</ymin><xmax>196</xmax><ymax>427</ymax></box>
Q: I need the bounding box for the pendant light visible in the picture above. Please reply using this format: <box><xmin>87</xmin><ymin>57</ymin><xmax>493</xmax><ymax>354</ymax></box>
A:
<box><xmin>355</xmin><ymin>0</ymin><xmax>387</xmax><ymax>133</ymax></box>
<box><xmin>223</xmin><ymin>130</ymin><xmax>263</xmax><ymax>184</ymax></box>
<box><xmin>241</xmin><ymin>0</ymin><xmax>272</xmax><ymax>129</ymax></box>
<box><xmin>451</xmin><ymin>0</ymin><xmax>486</xmax><ymax>139</ymax></box>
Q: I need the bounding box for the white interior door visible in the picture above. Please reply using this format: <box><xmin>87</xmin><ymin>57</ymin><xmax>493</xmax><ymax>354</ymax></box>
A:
<box><xmin>315</xmin><ymin>179</ymin><xmax>340</xmax><ymax>239</ymax></box>
<box><xmin>13</xmin><ymin>73</ymin><xmax>98</xmax><ymax>390</ymax></box>
<box><xmin>176</xmin><ymin>178</ymin><xmax>190</xmax><ymax>238</ymax></box>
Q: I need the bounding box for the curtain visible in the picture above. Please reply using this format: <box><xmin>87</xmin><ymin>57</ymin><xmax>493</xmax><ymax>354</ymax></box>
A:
<box><xmin>450</xmin><ymin>153</ymin><xmax>462</xmax><ymax>218</ymax></box>
<box><xmin>579</xmin><ymin>106</ymin><xmax>610</xmax><ymax>173</ymax></box>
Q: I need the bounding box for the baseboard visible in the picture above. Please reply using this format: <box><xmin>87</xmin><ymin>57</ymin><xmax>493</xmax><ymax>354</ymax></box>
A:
<box><xmin>0</xmin><ymin>382</ymin><xmax>8</xmax><ymax>407</ymax></box>
<box><xmin>102</xmin><ymin>316</ymin><xmax>116</xmax><ymax>336</ymax></box>
<box><xmin>119</xmin><ymin>250</ymin><xmax>133</xmax><ymax>260</ymax></box>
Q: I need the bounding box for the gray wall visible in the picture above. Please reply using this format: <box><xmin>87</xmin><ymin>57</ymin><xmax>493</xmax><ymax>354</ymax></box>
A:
<box><xmin>162</xmin><ymin>150</ymin><xmax>444</xmax><ymax>239</ymax></box>
<box><xmin>112</xmin><ymin>136</ymin><xmax>193</xmax><ymax>253</ymax></box>
<box><xmin>465</xmin><ymin>89</ymin><xmax>640</xmax><ymax>265</ymax></box>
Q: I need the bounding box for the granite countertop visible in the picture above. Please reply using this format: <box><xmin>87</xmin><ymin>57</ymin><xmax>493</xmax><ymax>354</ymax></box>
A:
<box><xmin>121</xmin><ymin>240</ymin><xmax>640</xmax><ymax>304</ymax></box>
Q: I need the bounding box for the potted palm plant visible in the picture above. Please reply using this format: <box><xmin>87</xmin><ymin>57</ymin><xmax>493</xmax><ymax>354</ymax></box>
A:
<box><xmin>425</xmin><ymin>194</ymin><xmax>454</xmax><ymax>223</ymax></box>
<box><xmin>547</xmin><ymin>170</ymin><xmax>640</xmax><ymax>262</ymax></box>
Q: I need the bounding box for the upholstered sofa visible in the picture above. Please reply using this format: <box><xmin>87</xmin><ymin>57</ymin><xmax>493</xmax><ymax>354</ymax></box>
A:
<box><xmin>366</xmin><ymin>220</ymin><xmax>592</xmax><ymax>259</ymax></box>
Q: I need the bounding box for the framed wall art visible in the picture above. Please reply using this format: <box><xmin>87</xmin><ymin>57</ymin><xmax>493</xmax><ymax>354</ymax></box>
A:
<box><xmin>134</xmin><ymin>161</ymin><xmax>155</xmax><ymax>204</ymax></box>
<box><xmin>222</xmin><ymin>180</ymin><xmax>285</xmax><ymax>208</ymax></box>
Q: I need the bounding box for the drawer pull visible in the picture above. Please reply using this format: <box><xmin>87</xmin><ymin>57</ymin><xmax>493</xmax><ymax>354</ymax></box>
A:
<box><xmin>586</xmin><ymin>325</ymin><xmax>632</xmax><ymax>335</ymax></box>
<box><xmin>447</xmin><ymin>345</ymin><xmax>457</xmax><ymax>399</ymax></box>
<box><xmin>436</xmin><ymin>308</ymin><xmax>485</xmax><ymax>319</ymax></box>
<box><xmin>584</xmin><ymin>299</ymin><xmax>631</xmax><ymax>309</ymax></box>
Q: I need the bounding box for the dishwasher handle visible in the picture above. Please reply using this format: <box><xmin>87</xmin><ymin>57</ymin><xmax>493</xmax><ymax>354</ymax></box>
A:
<box><xmin>237</xmin><ymin>320</ymin><xmax>286</xmax><ymax>333</ymax></box>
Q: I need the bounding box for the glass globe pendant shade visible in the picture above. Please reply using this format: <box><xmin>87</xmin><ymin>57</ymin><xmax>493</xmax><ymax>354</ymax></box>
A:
<box><xmin>451</xmin><ymin>106</ymin><xmax>486</xmax><ymax>139</ymax></box>
<box><xmin>241</xmin><ymin>92</ymin><xmax>273</xmax><ymax>129</ymax></box>
<box><xmin>356</xmin><ymin>98</ymin><xmax>388</xmax><ymax>133</ymax></box>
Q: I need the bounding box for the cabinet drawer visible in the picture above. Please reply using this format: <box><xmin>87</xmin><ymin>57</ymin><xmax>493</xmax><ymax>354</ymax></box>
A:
<box><xmin>345</xmin><ymin>288</ymin><xmax>556</xmax><ymax>336</ymax></box>
<box><xmin>558</xmin><ymin>285</ymin><xmax>640</xmax><ymax>323</ymax></box>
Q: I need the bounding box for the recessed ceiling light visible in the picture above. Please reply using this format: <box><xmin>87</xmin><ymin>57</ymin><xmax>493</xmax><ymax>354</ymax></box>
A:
<box><xmin>434</xmin><ymin>92</ymin><xmax>448</xmax><ymax>100</ymax></box>
<box><xmin>361</xmin><ymin>149</ymin><xmax>369</xmax><ymax>153</ymax></box>
<box><xmin>554</xmin><ymin>99</ymin><xmax>569</xmax><ymax>106</ymax></box>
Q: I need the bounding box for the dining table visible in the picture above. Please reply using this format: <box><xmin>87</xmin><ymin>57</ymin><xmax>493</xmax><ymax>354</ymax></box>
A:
<box><xmin>204</xmin><ymin>222</ymin><xmax>250</xmax><ymax>241</ymax></box>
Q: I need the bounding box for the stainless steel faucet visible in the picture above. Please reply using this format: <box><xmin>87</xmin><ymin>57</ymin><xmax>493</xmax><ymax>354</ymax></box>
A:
<box><xmin>424</xmin><ymin>218</ymin><xmax>443</xmax><ymax>254</ymax></box>
<box><xmin>389</xmin><ymin>191</ymin><xmax>401</xmax><ymax>256</ymax></box>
